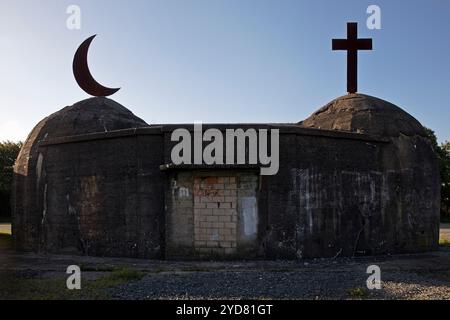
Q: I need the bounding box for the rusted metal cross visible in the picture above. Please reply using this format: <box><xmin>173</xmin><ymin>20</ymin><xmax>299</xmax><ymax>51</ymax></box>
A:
<box><xmin>332</xmin><ymin>22</ymin><xmax>373</xmax><ymax>94</ymax></box>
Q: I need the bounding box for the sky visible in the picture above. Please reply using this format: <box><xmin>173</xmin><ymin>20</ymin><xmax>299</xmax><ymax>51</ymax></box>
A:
<box><xmin>0</xmin><ymin>0</ymin><xmax>449</xmax><ymax>142</ymax></box>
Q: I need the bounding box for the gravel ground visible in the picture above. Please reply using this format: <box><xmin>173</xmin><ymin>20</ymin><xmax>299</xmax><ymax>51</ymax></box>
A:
<box><xmin>109</xmin><ymin>258</ymin><xmax>450</xmax><ymax>300</ymax></box>
<box><xmin>1</xmin><ymin>224</ymin><xmax>449</xmax><ymax>300</ymax></box>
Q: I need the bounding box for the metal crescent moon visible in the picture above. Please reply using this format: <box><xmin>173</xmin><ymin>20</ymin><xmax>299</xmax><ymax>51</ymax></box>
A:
<box><xmin>72</xmin><ymin>35</ymin><xmax>120</xmax><ymax>97</ymax></box>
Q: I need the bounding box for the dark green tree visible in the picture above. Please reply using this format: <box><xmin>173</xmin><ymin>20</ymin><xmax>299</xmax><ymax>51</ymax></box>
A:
<box><xmin>440</xmin><ymin>141</ymin><xmax>450</xmax><ymax>217</ymax></box>
<box><xmin>423</xmin><ymin>128</ymin><xmax>450</xmax><ymax>219</ymax></box>
<box><xmin>0</xmin><ymin>141</ymin><xmax>22</xmax><ymax>219</ymax></box>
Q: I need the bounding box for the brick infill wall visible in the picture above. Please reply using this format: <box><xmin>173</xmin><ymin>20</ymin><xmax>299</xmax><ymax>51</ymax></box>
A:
<box><xmin>193</xmin><ymin>176</ymin><xmax>238</xmax><ymax>255</ymax></box>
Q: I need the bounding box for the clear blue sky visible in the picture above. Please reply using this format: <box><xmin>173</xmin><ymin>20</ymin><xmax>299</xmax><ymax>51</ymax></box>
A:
<box><xmin>0</xmin><ymin>0</ymin><xmax>449</xmax><ymax>142</ymax></box>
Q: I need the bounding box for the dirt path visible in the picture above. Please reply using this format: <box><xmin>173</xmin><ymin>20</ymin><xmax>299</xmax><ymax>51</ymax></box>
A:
<box><xmin>441</xmin><ymin>224</ymin><xmax>450</xmax><ymax>241</ymax></box>
<box><xmin>0</xmin><ymin>224</ymin><xmax>11</xmax><ymax>235</ymax></box>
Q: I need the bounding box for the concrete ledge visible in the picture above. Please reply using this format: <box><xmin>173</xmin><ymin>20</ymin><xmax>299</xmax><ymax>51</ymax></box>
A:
<box><xmin>39</xmin><ymin>126</ymin><xmax>164</xmax><ymax>147</ymax></box>
<box><xmin>159</xmin><ymin>123</ymin><xmax>389</xmax><ymax>142</ymax></box>
<box><xmin>38</xmin><ymin>123</ymin><xmax>389</xmax><ymax>147</ymax></box>
<box><xmin>160</xmin><ymin>163</ymin><xmax>261</xmax><ymax>172</ymax></box>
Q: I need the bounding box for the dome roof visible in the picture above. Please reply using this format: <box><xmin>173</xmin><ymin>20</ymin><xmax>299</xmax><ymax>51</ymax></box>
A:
<box><xmin>37</xmin><ymin>97</ymin><xmax>148</xmax><ymax>139</ymax></box>
<box><xmin>14</xmin><ymin>97</ymin><xmax>148</xmax><ymax>185</ymax></box>
<box><xmin>300</xmin><ymin>94</ymin><xmax>425</xmax><ymax>137</ymax></box>
<box><xmin>12</xmin><ymin>98</ymin><xmax>149</xmax><ymax>252</ymax></box>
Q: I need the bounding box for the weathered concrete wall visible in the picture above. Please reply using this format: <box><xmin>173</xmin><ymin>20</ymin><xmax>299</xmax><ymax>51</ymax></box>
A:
<box><xmin>13</xmin><ymin>117</ymin><xmax>439</xmax><ymax>260</ymax></box>
<box><xmin>12</xmin><ymin>118</ymin><xmax>49</xmax><ymax>252</ymax></box>
<box><xmin>263</xmin><ymin>133</ymin><xmax>439</xmax><ymax>259</ymax></box>
<box><xmin>35</xmin><ymin>133</ymin><xmax>164</xmax><ymax>258</ymax></box>
<box><xmin>291</xmin><ymin>94</ymin><xmax>440</xmax><ymax>258</ymax></box>
<box><xmin>165</xmin><ymin>171</ymin><xmax>195</xmax><ymax>258</ymax></box>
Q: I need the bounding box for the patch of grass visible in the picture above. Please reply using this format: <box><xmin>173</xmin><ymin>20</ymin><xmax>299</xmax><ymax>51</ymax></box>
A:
<box><xmin>266</xmin><ymin>268</ymin><xmax>298</xmax><ymax>273</ymax></box>
<box><xmin>26</xmin><ymin>279</ymin><xmax>105</xmax><ymax>300</ymax></box>
<box><xmin>181</xmin><ymin>267</ymin><xmax>211</xmax><ymax>272</ymax></box>
<box><xmin>151</xmin><ymin>267</ymin><xmax>172</xmax><ymax>273</ymax></box>
<box><xmin>93</xmin><ymin>267</ymin><xmax>145</xmax><ymax>287</ymax></box>
<box><xmin>0</xmin><ymin>276</ymin><xmax>103</xmax><ymax>300</ymax></box>
<box><xmin>150</xmin><ymin>265</ymin><xmax>213</xmax><ymax>273</ymax></box>
<box><xmin>346</xmin><ymin>287</ymin><xmax>369</xmax><ymax>299</ymax></box>
<box><xmin>78</xmin><ymin>263</ymin><xmax>115</xmax><ymax>272</ymax></box>
<box><xmin>0</xmin><ymin>266</ymin><xmax>145</xmax><ymax>300</ymax></box>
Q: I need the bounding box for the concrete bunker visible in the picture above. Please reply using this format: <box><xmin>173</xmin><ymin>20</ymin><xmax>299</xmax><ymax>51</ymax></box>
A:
<box><xmin>11</xmin><ymin>94</ymin><xmax>440</xmax><ymax>260</ymax></box>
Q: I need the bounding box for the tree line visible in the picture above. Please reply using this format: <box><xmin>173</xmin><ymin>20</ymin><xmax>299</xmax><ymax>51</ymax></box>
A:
<box><xmin>0</xmin><ymin>141</ymin><xmax>22</xmax><ymax>219</ymax></box>
<box><xmin>424</xmin><ymin>128</ymin><xmax>450</xmax><ymax>220</ymax></box>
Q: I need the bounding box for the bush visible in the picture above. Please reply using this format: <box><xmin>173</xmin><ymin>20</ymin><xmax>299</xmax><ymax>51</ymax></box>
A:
<box><xmin>0</xmin><ymin>141</ymin><xmax>23</xmax><ymax>218</ymax></box>
<box><xmin>424</xmin><ymin>128</ymin><xmax>450</xmax><ymax>219</ymax></box>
